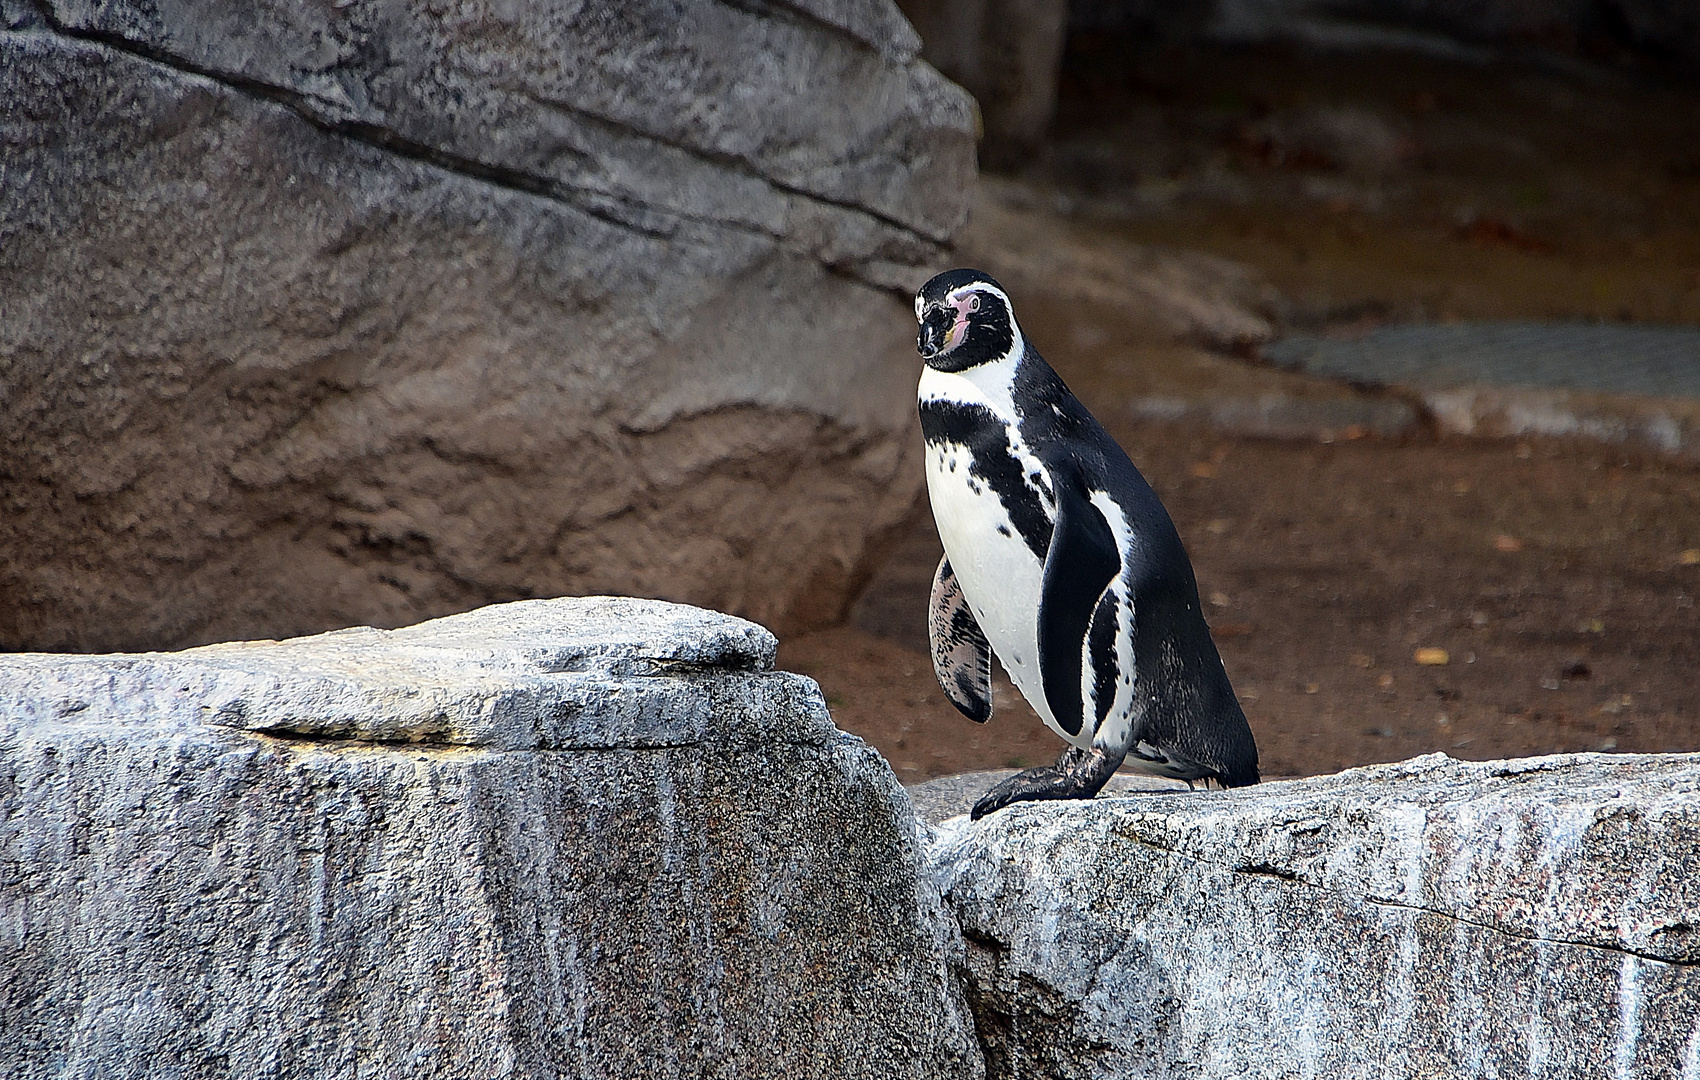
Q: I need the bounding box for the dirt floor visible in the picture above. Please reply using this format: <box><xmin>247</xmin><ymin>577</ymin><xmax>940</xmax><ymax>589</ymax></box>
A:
<box><xmin>779</xmin><ymin>40</ymin><xmax>1700</xmax><ymax>785</ymax></box>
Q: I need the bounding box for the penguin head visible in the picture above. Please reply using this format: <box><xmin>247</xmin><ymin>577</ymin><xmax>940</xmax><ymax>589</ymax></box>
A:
<box><xmin>915</xmin><ymin>269</ymin><xmax>1019</xmax><ymax>372</ymax></box>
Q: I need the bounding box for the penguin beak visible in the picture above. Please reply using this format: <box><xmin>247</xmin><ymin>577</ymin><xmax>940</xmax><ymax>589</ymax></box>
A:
<box><xmin>917</xmin><ymin>306</ymin><xmax>955</xmax><ymax>359</ymax></box>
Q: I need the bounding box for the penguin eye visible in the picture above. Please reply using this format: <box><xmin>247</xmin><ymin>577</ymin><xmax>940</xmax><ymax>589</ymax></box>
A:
<box><xmin>968</xmin><ymin>295</ymin><xmax>981</xmax><ymax>312</ymax></box>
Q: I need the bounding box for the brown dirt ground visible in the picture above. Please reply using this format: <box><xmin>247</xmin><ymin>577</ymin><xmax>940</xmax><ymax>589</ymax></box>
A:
<box><xmin>779</xmin><ymin>41</ymin><xmax>1700</xmax><ymax>785</ymax></box>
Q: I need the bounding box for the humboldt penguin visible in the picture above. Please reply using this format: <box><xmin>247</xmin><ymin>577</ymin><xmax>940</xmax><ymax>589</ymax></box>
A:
<box><xmin>916</xmin><ymin>268</ymin><xmax>1259</xmax><ymax>819</ymax></box>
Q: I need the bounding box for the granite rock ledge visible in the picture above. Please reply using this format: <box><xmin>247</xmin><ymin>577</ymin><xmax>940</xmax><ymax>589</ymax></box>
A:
<box><xmin>0</xmin><ymin>597</ymin><xmax>984</xmax><ymax>1080</ymax></box>
<box><xmin>929</xmin><ymin>751</ymin><xmax>1700</xmax><ymax>1080</ymax></box>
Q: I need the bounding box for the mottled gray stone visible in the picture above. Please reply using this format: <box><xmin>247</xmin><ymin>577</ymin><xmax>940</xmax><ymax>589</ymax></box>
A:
<box><xmin>0</xmin><ymin>3</ymin><xmax>976</xmax><ymax>652</ymax></box>
<box><xmin>1128</xmin><ymin>392</ymin><xmax>1420</xmax><ymax>441</ymax></box>
<box><xmin>0</xmin><ymin>597</ymin><xmax>984</xmax><ymax>1080</ymax></box>
<box><xmin>1267</xmin><ymin>323</ymin><xmax>1700</xmax><ymax>401</ymax></box>
<box><xmin>931</xmin><ymin>752</ymin><xmax>1700</xmax><ymax>1080</ymax></box>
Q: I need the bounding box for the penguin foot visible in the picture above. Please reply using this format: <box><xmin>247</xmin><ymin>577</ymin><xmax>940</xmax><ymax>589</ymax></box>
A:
<box><xmin>970</xmin><ymin>746</ymin><xmax>1124</xmax><ymax>820</ymax></box>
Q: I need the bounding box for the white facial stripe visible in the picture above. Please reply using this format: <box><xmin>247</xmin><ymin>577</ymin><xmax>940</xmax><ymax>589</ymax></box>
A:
<box><xmin>947</xmin><ymin>282</ymin><xmax>1011</xmax><ymax>309</ymax></box>
<box><xmin>946</xmin><ymin>324</ymin><xmax>1027</xmax><ymax>412</ymax></box>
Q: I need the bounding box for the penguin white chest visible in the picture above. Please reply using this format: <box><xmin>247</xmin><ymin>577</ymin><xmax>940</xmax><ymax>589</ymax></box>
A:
<box><xmin>919</xmin><ymin>367</ymin><xmax>1072</xmax><ymax>740</ymax></box>
<box><xmin>925</xmin><ymin>443</ymin><xmax>1053</xmax><ymax>727</ymax></box>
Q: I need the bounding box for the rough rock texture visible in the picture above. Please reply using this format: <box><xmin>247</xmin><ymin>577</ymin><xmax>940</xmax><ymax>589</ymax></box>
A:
<box><xmin>0</xmin><ymin>1</ymin><xmax>977</xmax><ymax>652</ymax></box>
<box><xmin>0</xmin><ymin>597</ymin><xmax>984</xmax><ymax>1079</ymax></box>
<box><xmin>931</xmin><ymin>752</ymin><xmax>1700</xmax><ymax>1080</ymax></box>
<box><xmin>907</xmin><ymin>769</ymin><xmax>1190</xmax><ymax>823</ymax></box>
<box><xmin>959</xmin><ymin>179</ymin><xmax>1282</xmax><ymax>352</ymax></box>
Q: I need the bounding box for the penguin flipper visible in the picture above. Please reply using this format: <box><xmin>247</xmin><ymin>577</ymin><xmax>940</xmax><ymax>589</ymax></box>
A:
<box><xmin>928</xmin><ymin>555</ymin><xmax>993</xmax><ymax>723</ymax></box>
<box><xmin>1036</xmin><ymin>465</ymin><xmax>1122</xmax><ymax>738</ymax></box>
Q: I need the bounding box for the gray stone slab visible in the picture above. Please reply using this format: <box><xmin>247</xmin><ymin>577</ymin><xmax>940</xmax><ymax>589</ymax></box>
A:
<box><xmin>0</xmin><ymin>597</ymin><xmax>984</xmax><ymax>1080</ymax></box>
<box><xmin>930</xmin><ymin>751</ymin><xmax>1700</xmax><ymax>1080</ymax></box>
<box><xmin>1264</xmin><ymin>321</ymin><xmax>1700</xmax><ymax>457</ymax></box>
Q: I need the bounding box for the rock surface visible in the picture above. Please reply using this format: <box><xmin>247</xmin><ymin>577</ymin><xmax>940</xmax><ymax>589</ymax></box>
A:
<box><xmin>959</xmin><ymin>179</ymin><xmax>1283</xmax><ymax>352</ymax></box>
<box><xmin>907</xmin><ymin>768</ymin><xmax>1191</xmax><ymax>824</ymax></box>
<box><xmin>0</xmin><ymin>597</ymin><xmax>984</xmax><ymax>1079</ymax></box>
<box><xmin>0</xmin><ymin>2</ymin><xmax>976</xmax><ymax>652</ymax></box>
<box><xmin>931</xmin><ymin>751</ymin><xmax>1700</xmax><ymax>1080</ymax></box>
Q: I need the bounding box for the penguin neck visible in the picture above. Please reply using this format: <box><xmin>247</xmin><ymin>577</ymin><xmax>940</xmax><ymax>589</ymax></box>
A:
<box><xmin>919</xmin><ymin>328</ymin><xmax>1031</xmax><ymax>422</ymax></box>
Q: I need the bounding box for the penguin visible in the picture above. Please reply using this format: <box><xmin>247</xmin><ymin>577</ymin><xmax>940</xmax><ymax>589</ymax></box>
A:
<box><xmin>915</xmin><ymin>268</ymin><xmax>1259</xmax><ymax>820</ymax></box>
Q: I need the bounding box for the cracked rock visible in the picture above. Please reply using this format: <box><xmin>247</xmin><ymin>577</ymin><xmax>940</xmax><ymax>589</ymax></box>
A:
<box><xmin>0</xmin><ymin>2</ymin><xmax>976</xmax><ymax>651</ymax></box>
<box><xmin>930</xmin><ymin>752</ymin><xmax>1700</xmax><ymax>1080</ymax></box>
<box><xmin>0</xmin><ymin>596</ymin><xmax>984</xmax><ymax>1079</ymax></box>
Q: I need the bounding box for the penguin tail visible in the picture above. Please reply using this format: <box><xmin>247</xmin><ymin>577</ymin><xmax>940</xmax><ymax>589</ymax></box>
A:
<box><xmin>1218</xmin><ymin>760</ymin><xmax>1261</xmax><ymax>788</ymax></box>
<box><xmin>1213</xmin><ymin>726</ymin><xmax>1261</xmax><ymax>787</ymax></box>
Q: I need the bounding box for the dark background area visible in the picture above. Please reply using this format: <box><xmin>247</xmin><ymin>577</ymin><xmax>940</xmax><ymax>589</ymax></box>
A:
<box><xmin>787</xmin><ymin>0</ymin><xmax>1700</xmax><ymax>782</ymax></box>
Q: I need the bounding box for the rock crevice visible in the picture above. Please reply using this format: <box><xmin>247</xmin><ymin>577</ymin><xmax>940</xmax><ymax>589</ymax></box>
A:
<box><xmin>17</xmin><ymin>8</ymin><xmax>946</xmax><ymax>280</ymax></box>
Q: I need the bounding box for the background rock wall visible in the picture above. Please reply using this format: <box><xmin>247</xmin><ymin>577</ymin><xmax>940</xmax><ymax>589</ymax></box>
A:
<box><xmin>896</xmin><ymin>0</ymin><xmax>1069</xmax><ymax>167</ymax></box>
<box><xmin>0</xmin><ymin>1</ymin><xmax>977</xmax><ymax>652</ymax></box>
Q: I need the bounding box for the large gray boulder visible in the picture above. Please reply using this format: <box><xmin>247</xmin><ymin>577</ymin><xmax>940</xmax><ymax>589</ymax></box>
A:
<box><xmin>0</xmin><ymin>2</ymin><xmax>976</xmax><ymax>652</ymax></box>
<box><xmin>0</xmin><ymin>597</ymin><xmax>984</xmax><ymax>1079</ymax></box>
<box><xmin>931</xmin><ymin>752</ymin><xmax>1700</xmax><ymax>1080</ymax></box>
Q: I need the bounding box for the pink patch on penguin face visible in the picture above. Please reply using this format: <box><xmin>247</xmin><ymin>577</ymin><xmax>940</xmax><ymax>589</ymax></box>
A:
<box><xmin>942</xmin><ymin>289</ymin><xmax>982</xmax><ymax>354</ymax></box>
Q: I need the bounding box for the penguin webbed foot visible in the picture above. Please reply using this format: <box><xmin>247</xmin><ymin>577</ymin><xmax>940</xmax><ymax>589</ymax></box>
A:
<box><xmin>970</xmin><ymin>746</ymin><xmax>1124</xmax><ymax>820</ymax></box>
